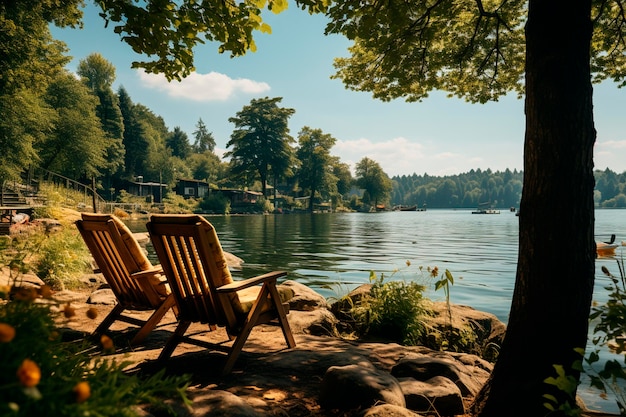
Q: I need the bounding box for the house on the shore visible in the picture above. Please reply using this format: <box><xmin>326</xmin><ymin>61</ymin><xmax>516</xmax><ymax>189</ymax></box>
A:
<box><xmin>212</xmin><ymin>189</ymin><xmax>263</xmax><ymax>211</ymax></box>
<box><xmin>175</xmin><ymin>179</ymin><xmax>209</xmax><ymax>199</ymax></box>
<box><xmin>124</xmin><ymin>177</ymin><xmax>167</xmax><ymax>203</ymax></box>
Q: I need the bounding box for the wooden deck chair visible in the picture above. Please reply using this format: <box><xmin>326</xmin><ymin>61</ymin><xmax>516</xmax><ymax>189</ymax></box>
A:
<box><xmin>146</xmin><ymin>214</ymin><xmax>296</xmax><ymax>374</ymax></box>
<box><xmin>76</xmin><ymin>213</ymin><xmax>177</xmax><ymax>345</ymax></box>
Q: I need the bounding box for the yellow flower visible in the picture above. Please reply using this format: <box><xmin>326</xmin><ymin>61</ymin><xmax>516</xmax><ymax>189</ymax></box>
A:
<box><xmin>100</xmin><ymin>335</ymin><xmax>114</xmax><ymax>352</ymax></box>
<box><xmin>17</xmin><ymin>359</ymin><xmax>41</xmax><ymax>387</ymax></box>
<box><xmin>0</xmin><ymin>323</ymin><xmax>16</xmax><ymax>343</ymax></box>
<box><xmin>73</xmin><ymin>381</ymin><xmax>91</xmax><ymax>403</ymax></box>
<box><xmin>86</xmin><ymin>308</ymin><xmax>98</xmax><ymax>320</ymax></box>
<box><xmin>405</xmin><ymin>260</ymin><xmax>411</xmax><ymax>267</ymax></box>
<box><xmin>63</xmin><ymin>303</ymin><xmax>76</xmax><ymax>318</ymax></box>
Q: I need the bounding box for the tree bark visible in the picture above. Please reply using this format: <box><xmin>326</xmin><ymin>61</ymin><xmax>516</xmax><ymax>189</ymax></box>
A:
<box><xmin>472</xmin><ymin>0</ymin><xmax>596</xmax><ymax>415</ymax></box>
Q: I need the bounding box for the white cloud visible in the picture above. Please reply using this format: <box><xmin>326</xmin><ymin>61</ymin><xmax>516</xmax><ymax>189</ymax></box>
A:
<box><xmin>137</xmin><ymin>70</ymin><xmax>270</xmax><ymax>101</ymax></box>
<box><xmin>334</xmin><ymin>137</ymin><xmax>427</xmax><ymax>177</ymax></box>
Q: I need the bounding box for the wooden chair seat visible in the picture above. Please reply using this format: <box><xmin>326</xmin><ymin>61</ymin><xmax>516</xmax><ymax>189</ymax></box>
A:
<box><xmin>146</xmin><ymin>214</ymin><xmax>296</xmax><ymax>374</ymax></box>
<box><xmin>76</xmin><ymin>213</ymin><xmax>176</xmax><ymax>345</ymax></box>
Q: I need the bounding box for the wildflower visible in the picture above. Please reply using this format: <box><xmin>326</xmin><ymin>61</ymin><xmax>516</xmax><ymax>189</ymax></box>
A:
<box><xmin>73</xmin><ymin>381</ymin><xmax>91</xmax><ymax>403</ymax></box>
<box><xmin>86</xmin><ymin>307</ymin><xmax>98</xmax><ymax>320</ymax></box>
<box><xmin>17</xmin><ymin>359</ymin><xmax>41</xmax><ymax>387</ymax></box>
<box><xmin>430</xmin><ymin>266</ymin><xmax>439</xmax><ymax>278</ymax></box>
<box><xmin>100</xmin><ymin>335</ymin><xmax>114</xmax><ymax>352</ymax></box>
<box><xmin>0</xmin><ymin>323</ymin><xmax>16</xmax><ymax>343</ymax></box>
<box><xmin>406</xmin><ymin>260</ymin><xmax>411</xmax><ymax>267</ymax></box>
<box><xmin>63</xmin><ymin>303</ymin><xmax>76</xmax><ymax>318</ymax></box>
<box><xmin>0</xmin><ymin>284</ymin><xmax>11</xmax><ymax>299</ymax></box>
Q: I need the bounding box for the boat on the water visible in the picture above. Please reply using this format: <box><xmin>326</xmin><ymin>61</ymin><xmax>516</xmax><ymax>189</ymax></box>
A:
<box><xmin>472</xmin><ymin>202</ymin><xmax>500</xmax><ymax>214</ymax></box>
<box><xmin>393</xmin><ymin>205</ymin><xmax>417</xmax><ymax>211</ymax></box>
<box><xmin>597</xmin><ymin>241</ymin><xmax>620</xmax><ymax>257</ymax></box>
<box><xmin>596</xmin><ymin>234</ymin><xmax>623</xmax><ymax>257</ymax></box>
<box><xmin>472</xmin><ymin>208</ymin><xmax>500</xmax><ymax>214</ymax></box>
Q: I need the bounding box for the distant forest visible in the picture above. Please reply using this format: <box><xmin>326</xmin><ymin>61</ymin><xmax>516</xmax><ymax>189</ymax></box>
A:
<box><xmin>388</xmin><ymin>168</ymin><xmax>626</xmax><ymax>209</ymax></box>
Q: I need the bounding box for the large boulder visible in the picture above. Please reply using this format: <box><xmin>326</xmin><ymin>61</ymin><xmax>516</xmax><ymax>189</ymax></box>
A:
<box><xmin>281</xmin><ymin>280</ymin><xmax>329</xmax><ymax>310</ymax></box>
<box><xmin>320</xmin><ymin>362</ymin><xmax>406</xmax><ymax>410</ymax></box>
<box><xmin>391</xmin><ymin>354</ymin><xmax>491</xmax><ymax>397</ymax></box>
<box><xmin>398</xmin><ymin>375</ymin><xmax>464</xmax><ymax>415</ymax></box>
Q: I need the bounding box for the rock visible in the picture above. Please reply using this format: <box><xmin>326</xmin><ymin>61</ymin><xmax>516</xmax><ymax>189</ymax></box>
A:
<box><xmin>330</xmin><ymin>283</ymin><xmax>373</xmax><ymax>320</ymax></box>
<box><xmin>363</xmin><ymin>403</ymin><xmax>425</xmax><ymax>417</ymax></box>
<box><xmin>429</xmin><ymin>302</ymin><xmax>506</xmax><ymax>360</ymax></box>
<box><xmin>189</xmin><ymin>390</ymin><xmax>263</xmax><ymax>417</ymax></box>
<box><xmin>398</xmin><ymin>375</ymin><xmax>464</xmax><ymax>416</ymax></box>
<box><xmin>0</xmin><ymin>268</ymin><xmax>45</xmax><ymax>288</ymax></box>
<box><xmin>288</xmin><ymin>309</ymin><xmax>338</xmax><ymax>336</ymax></box>
<box><xmin>87</xmin><ymin>288</ymin><xmax>117</xmax><ymax>305</ymax></box>
<box><xmin>391</xmin><ymin>355</ymin><xmax>491</xmax><ymax>397</ymax></box>
<box><xmin>281</xmin><ymin>280</ymin><xmax>329</xmax><ymax>310</ymax></box>
<box><xmin>52</xmin><ymin>290</ymin><xmax>88</xmax><ymax>304</ymax></box>
<box><xmin>320</xmin><ymin>362</ymin><xmax>406</xmax><ymax>410</ymax></box>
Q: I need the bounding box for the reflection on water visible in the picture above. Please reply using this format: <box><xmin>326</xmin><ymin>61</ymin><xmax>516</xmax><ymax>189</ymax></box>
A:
<box><xmin>127</xmin><ymin>209</ymin><xmax>626</xmax><ymax>413</ymax></box>
<box><xmin>128</xmin><ymin>209</ymin><xmax>625</xmax><ymax>324</ymax></box>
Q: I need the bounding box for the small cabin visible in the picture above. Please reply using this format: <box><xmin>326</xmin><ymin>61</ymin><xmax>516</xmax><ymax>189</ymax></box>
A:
<box><xmin>213</xmin><ymin>189</ymin><xmax>263</xmax><ymax>208</ymax></box>
<box><xmin>176</xmin><ymin>179</ymin><xmax>209</xmax><ymax>199</ymax></box>
<box><xmin>124</xmin><ymin>178</ymin><xmax>167</xmax><ymax>203</ymax></box>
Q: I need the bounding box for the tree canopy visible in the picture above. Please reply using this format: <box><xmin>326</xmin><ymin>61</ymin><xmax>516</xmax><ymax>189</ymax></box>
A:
<box><xmin>225</xmin><ymin>97</ymin><xmax>296</xmax><ymax>196</ymax></box>
<box><xmin>296</xmin><ymin>126</ymin><xmax>337</xmax><ymax>211</ymax></box>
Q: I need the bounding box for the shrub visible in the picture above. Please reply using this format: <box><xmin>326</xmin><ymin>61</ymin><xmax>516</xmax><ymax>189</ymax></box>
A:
<box><xmin>33</xmin><ymin>227</ymin><xmax>92</xmax><ymax>290</ymax></box>
<box><xmin>350</xmin><ymin>271</ymin><xmax>432</xmax><ymax>345</ymax></box>
<box><xmin>199</xmin><ymin>193</ymin><xmax>230</xmax><ymax>214</ymax></box>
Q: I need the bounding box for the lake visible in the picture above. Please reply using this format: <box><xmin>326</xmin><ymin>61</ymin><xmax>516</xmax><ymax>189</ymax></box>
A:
<box><xmin>127</xmin><ymin>208</ymin><xmax>626</xmax><ymax>412</ymax></box>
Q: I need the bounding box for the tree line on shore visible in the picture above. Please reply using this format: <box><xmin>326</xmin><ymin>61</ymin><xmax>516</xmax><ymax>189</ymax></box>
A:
<box><xmin>391</xmin><ymin>167</ymin><xmax>626</xmax><ymax>209</ymax></box>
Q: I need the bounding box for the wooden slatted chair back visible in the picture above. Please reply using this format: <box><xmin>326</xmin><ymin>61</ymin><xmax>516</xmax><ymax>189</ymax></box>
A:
<box><xmin>147</xmin><ymin>215</ymin><xmax>235</xmax><ymax>327</ymax></box>
<box><xmin>76</xmin><ymin>215</ymin><xmax>153</xmax><ymax>308</ymax></box>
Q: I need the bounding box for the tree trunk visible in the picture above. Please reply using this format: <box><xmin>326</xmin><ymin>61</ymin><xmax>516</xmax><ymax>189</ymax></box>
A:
<box><xmin>472</xmin><ymin>0</ymin><xmax>596</xmax><ymax>415</ymax></box>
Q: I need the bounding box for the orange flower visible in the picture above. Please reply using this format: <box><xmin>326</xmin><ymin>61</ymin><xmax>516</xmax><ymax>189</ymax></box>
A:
<box><xmin>100</xmin><ymin>335</ymin><xmax>114</xmax><ymax>352</ymax></box>
<box><xmin>0</xmin><ymin>323</ymin><xmax>16</xmax><ymax>343</ymax></box>
<box><xmin>0</xmin><ymin>284</ymin><xmax>11</xmax><ymax>299</ymax></box>
<box><xmin>17</xmin><ymin>359</ymin><xmax>41</xmax><ymax>387</ymax></box>
<box><xmin>63</xmin><ymin>303</ymin><xmax>76</xmax><ymax>318</ymax></box>
<box><xmin>73</xmin><ymin>381</ymin><xmax>91</xmax><ymax>403</ymax></box>
<box><xmin>86</xmin><ymin>308</ymin><xmax>98</xmax><ymax>320</ymax></box>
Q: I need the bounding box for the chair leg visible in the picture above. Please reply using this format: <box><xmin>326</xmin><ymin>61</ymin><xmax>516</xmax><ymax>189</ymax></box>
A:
<box><xmin>222</xmin><ymin>285</ymin><xmax>274</xmax><ymax>375</ymax></box>
<box><xmin>93</xmin><ymin>303</ymin><xmax>125</xmax><ymax>337</ymax></box>
<box><xmin>130</xmin><ymin>295</ymin><xmax>176</xmax><ymax>345</ymax></box>
<box><xmin>267</xmin><ymin>283</ymin><xmax>296</xmax><ymax>348</ymax></box>
<box><xmin>158</xmin><ymin>320</ymin><xmax>191</xmax><ymax>361</ymax></box>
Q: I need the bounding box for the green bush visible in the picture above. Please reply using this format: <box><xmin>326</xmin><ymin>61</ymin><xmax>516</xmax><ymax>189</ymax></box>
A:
<box><xmin>0</xmin><ymin>292</ymin><xmax>190</xmax><ymax>417</ymax></box>
<box><xmin>199</xmin><ymin>193</ymin><xmax>230</xmax><ymax>214</ymax></box>
<box><xmin>34</xmin><ymin>227</ymin><xmax>92</xmax><ymax>290</ymax></box>
<box><xmin>350</xmin><ymin>271</ymin><xmax>432</xmax><ymax>345</ymax></box>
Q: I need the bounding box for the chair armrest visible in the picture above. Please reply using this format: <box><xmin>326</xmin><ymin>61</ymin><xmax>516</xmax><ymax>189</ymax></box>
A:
<box><xmin>131</xmin><ymin>266</ymin><xmax>168</xmax><ymax>305</ymax></box>
<box><xmin>130</xmin><ymin>266</ymin><xmax>164</xmax><ymax>280</ymax></box>
<box><xmin>217</xmin><ymin>271</ymin><xmax>287</xmax><ymax>293</ymax></box>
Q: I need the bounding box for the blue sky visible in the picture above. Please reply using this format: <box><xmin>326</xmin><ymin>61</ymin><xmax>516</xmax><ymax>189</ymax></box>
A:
<box><xmin>51</xmin><ymin>3</ymin><xmax>626</xmax><ymax>177</ymax></box>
